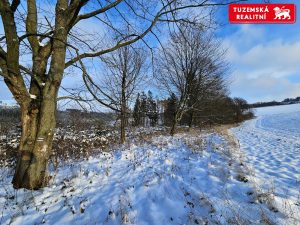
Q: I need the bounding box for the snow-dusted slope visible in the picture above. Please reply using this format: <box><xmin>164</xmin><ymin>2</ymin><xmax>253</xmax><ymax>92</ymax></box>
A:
<box><xmin>0</xmin><ymin>133</ymin><xmax>279</xmax><ymax>225</ymax></box>
<box><xmin>231</xmin><ymin>104</ymin><xmax>300</xmax><ymax>224</ymax></box>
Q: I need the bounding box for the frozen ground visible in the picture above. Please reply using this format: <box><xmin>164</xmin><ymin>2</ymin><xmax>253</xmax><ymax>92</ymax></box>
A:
<box><xmin>0</xmin><ymin>132</ymin><xmax>280</xmax><ymax>225</ymax></box>
<box><xmin>231</xmin><ymin>104</ymin><xmax>300</xmax><ymax>224</ymax></box>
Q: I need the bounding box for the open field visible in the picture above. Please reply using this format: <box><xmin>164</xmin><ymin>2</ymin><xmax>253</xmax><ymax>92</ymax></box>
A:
<box><xmin>231</xmin><ymin>104</ymin><xmax>300</xmax><ymax>224</ymax></box>
<box><xmin>1</xmin><ymin>105</ymin><xmax>300</xmax><ymax>224</ymax></box>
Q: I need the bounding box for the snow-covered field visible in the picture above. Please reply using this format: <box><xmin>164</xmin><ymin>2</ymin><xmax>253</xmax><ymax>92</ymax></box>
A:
<box><xmin>231</xmin><ymin>104</ymin><xmax>300</xmax><ymax>224</ymax></box>
<box><xmin>0</xmin><ymin>132</ymin><xmax>280</xmax><ymax>225</ymax></box>
<box><xmin>1</xmin><ymin>104</ymin><xmax>300</xmax><ymax>225</ymax></box>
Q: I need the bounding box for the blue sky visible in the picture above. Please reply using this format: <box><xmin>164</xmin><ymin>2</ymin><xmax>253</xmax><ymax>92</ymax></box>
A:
<box><xmin>216</xmin><ymin>0</ymin><xmax>300</xmax><ymax>103</ymax></box>
<box><xmin>0</xmin><ymin>0</ymin><xmax>300</xmax><ymax>105</ymax></box>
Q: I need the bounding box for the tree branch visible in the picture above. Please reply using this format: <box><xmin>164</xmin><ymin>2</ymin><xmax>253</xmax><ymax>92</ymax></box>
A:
<box><xmin>26</xmin><ymin>0</ymin><xmax>39</xmax><ymax>55</ymax></box>
<box><xmin>10</xmin><ymin>0</ymin><xmax>20</xmax><ymax>13</ymax></box>
<box><xmin>73</xmin><ymin>0</ymin><xmax>123</xmax><ymax>25</ymax></box>
<box><xmin>65</xmin><ymin>0</ymin><xmax>244</xmax><ymax>68</ymax></box>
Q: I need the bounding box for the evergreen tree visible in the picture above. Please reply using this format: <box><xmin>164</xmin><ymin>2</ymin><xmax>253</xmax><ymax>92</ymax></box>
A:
<box><xmin>147</xmin><ymin>91</ymin><xmax>158</xmax><ymax>126</ymax></box>
<box><xmin>133</xmin><ymin>93</ymin><xmax>141</xmax><ymax>126</ymax></box>
<box><xmin>133</xmin><ymin>90</ymin><xmax>159</xmax><ymax>127</ymax></box>
<box><xmin>164</xmin><ymin>93</ymin><xmax>178</xmax><ymax>126</ymax></box>
<box><xmin>140</xmin><ymin>92</ymin><xmax>148</xmax><ymax>126</ymax></box>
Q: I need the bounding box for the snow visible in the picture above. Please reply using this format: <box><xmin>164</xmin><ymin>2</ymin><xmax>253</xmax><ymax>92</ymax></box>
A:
<box><xmin>39</xmin><ymin>42</ymin><xmax>45</xmax><ymax>47</ymax></box>
<box><xmin>0</xmin><ymin>135</ymin><xmax>6</xmax><ymax>141</ymax></box>
<box><xmin>231</xmin><ymin>104</ymin><xmax>300</xmax><ymax>224</ymax></box>
<box><xmin>2</xmin><ymin>104</ymin><xmax>299</xmax><ymax>224</ymax></box>
<box><xmin>29</xmin><ymin>94</ymin><xmax>37</xmax><ymax>99</ymax></box>
<box><xmin>0</xmin><ymin>133</ymin><xmax>279</xmax><ymax>225</ymax></box>
<box><xmin>254</xmin><ymin>103</ymin><xmax>300</xmax><ymax>116</ymax></box>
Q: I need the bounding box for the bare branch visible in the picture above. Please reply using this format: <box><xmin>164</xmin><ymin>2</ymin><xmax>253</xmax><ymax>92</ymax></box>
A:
<box><xmin>73</xmin><ymin>0</ymin><xmax>123</xmax><ymax>25</ymax></box>
<box><xmin>10</xmin><ymin>0</ymin><xmax>21</xmax><ymax>13</ymax></box>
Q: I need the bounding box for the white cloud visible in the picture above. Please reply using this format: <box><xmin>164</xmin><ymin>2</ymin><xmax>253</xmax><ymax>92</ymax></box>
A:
<box><xmin>237</xmin><ymin>40</ymin><xmax>300</xmax><ymax>77</ymax></box>
<box><xmin>223</xmin><ymin>24</ymin><xmax>300</xmax><ymax>102</ymax></box>
<box><xmin>231</xmin><ymin>72</ymin><xmax>300</xmax><ymax>102</ymax></box>
<box><xmin>223</xmin><ymin>24</ymin><xmax>265</xmax><ymax>54</ymax></box>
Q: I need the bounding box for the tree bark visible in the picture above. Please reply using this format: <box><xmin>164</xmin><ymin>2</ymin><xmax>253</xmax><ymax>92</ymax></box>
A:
<box><xmin>13</xmin><ymin>98</ymin><xmax>57</xmax><ymax>189</ymax></box>
<box><xmin>11</xmin><ymin>0</ymin><xmax>68</xmax><ymax>189</ymax></box>
<box><xmin>120</xmin><ymin>110</ymin><xmax>126</xmax><ymax>144</ymax></box>
<box><xmin>170</xmin><ymin>106</ymin><xmax>185</xmax><ymax>136</ymax></box>
<box><xmin>170</xmin><ymin>113</ymin><xmax>179</xmax><ymax>136</ymax></box>
<box><xmin>188</xmin><ymin>111</ymin><xmax>194</xmax><ymax>131</ymax></box>
<box><xmin>120</xmin><ymin>89</ymin><xmax>126</xmax><ymax>144</ymax></box>
<box><xmin>170</xmin><ymin>119</ymin><xmax>177</xmax><ymax>136</ymax></box>
<box><xmin>120</xmin><ymin>68</ymin><xmax>127</xmax><ymax>144</ymax></box>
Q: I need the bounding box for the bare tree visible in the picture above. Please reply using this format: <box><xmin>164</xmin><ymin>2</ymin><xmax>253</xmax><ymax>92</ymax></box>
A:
<box><xmin>156</xmin><ymin>25</ymin><xmax>228</xmax><ymax>135</ymax></box>
<box><xmin>84</xmin><ymin>45</ymin><xmax>146</xmax><ymax>144</ymax></box>
<box><xmin>232</xmin><ymin>97</ymin><xmax>251</xmax><ymax>122</ymax></box>
<box><xmin>0</xmin><ymin>0</ymin><xmax>243</xmax><ymax>189</ymax></box>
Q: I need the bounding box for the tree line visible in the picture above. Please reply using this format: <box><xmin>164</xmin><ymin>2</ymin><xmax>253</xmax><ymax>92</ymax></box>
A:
<box><xmin>131</xmin><ymin>91</ymin><xmax>253</xmax><ymax>130</ymax></box>
<box><xmin>251</xmin><ymin>96</ymin><xmax>300</xmax><ymax>108</ymax></box>
<box><xmin>130</xmin><ymin>26</ymin><xmax>253</xmax><ymax>134</ymax></box>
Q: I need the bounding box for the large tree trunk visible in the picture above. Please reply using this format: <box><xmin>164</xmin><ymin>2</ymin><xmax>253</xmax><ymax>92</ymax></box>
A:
<box><xmin>188</xmin><ymin>111</ymin><xmax>194</xmax><ymax>131</ymax></box>
<box><xmin>120</xmin><ymin>68</ymin><xmax>127</xmax><ymax>144</ymax></box>
<box><xmin>12</xmin><ymin>0</ymin><xmax>68</xmax><ymax>189</ymax></box>
<box><xmin>12</xmin><ymin>98</ymin><xmax>57</xmax><ymax>189</ymax></box>
<box><xmin>11</xmin><ymin>36</ymin><xmax>65</xmax><ymax>189</ymax></box>
<box><xmin>120</xmin><ymin>111</ymin><xmax>126</xmax><ymax>144</ymax></box>
<box><xmin>170</xmin><ymin>109</ymin><xmax>185</xmax><ymax>136</ymax></box>
<box><xmin>170</xmin><ymin>113</ymin><xmax>179</xmax><ymax>136</ymax></box>
<box><xmin>170</xmin><ymin>120</ymin><xmax>177</xmax><ymax>136</ymax></box>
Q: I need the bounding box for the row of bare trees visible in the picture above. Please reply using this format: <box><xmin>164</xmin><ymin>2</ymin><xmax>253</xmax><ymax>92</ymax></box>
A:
<box><xmin>97</xmin><ymin>25</ymin><xmax>230</xmax><ymax>139</ymax></box>
<box><xmin>0</xmin><ymin>0</ymin><xmax>246</xmax><ymax>189</ymax></box>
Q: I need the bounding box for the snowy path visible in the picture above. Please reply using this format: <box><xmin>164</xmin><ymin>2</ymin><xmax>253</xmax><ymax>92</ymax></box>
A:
<box><xmin>231</xmin><ymin>104</ymin><xmax>300</xmax><ymax>223</ymax></box>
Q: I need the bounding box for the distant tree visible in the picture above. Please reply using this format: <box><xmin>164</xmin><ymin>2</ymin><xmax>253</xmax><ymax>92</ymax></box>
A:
<box><xmin>251</xmin><ymin>101</ymin><xmax>282</xmax><ymax>108</ymax></box>
<box><xmin>156</xmin><ymin>26</ymin><xmax>228</xmax><ymax>135</ymax></box>
<box><xmin>283</xmin><ymin>98</ymin><xmax>291</xmax><ymax>103</ymax></box>
<box><xmin>140</xmin><ymin>92</ymin><xmax>148</xmax><ymax>126</ymax></box>
<box><xmin>133</xmin><ymin>93</ymin><xmax>142</xmax><ymax>126</ymax></box>
<box><xmin>164</xmin><ymin>93</ymin><xmax>178</xmax><ymax>127</ymax></box>
<box><xmin>147</xmin><ymin>91</ymin><xmax>158</xmax><ymax>126</ymax></box>
<box><xmin>84</xmin><ymin>45</ymin><xmax>146</xmax><ymax>144</ymax></box>
<box><xmin>133</xmin><ymin>91</ymin><xmax>158</xmax><ymax>127</ymax></box>
<box><xmin>232</xmin><ymin>97</ymin><xmax>251</xmax><ymax>122</ymax></box>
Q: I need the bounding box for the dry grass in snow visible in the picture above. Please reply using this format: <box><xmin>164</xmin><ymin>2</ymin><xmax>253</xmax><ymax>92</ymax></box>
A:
<box><xmin>0</xmin><ymin>130</ymin><xmax>287</xmax><ymax>225</ymax></box>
